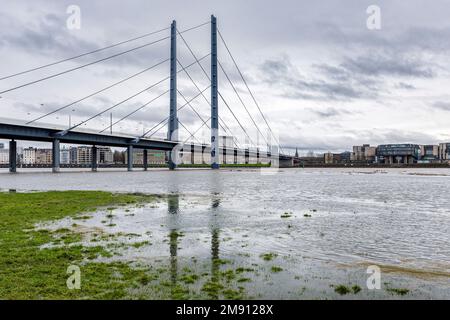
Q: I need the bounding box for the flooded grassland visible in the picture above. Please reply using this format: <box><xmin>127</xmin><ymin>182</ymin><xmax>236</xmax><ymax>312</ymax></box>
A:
<box><xmin>0</xmin><ymin>168</ymin><xmax>449</xmax><ymax>299</ymax></box>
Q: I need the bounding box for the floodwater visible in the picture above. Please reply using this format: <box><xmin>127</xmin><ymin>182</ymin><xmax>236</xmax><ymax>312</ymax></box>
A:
<box><xmin>1</xmin><ymin>167</ymin><xmax>450</xmax><ymax>299</ymax></box>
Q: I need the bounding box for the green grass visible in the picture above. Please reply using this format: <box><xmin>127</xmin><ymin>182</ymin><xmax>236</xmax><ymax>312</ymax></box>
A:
<box><xmin>334</xmin><ymin>285</ymin><xmax>351</xmax><ymax>295</ymax></box>
<box><xmin>0</xmin><ymin>191</ymin><xmax>257</xmax><ymax>300</ymax></box>
<box><xmin>0</xmin><ymin>190</ymin><xmax>156</xmax><ymax>299</ymax></box>
<box><xmin>131</xmin><ymin>241</ymin><xmax>151</xmax><ymax>248</ymax></box>
<box><xmin>260</xmin><ymin>253</ymin><xmax>278</xmax><ymax>261</ymax></box>
<box><xmin>387</xmin><ymin>288</ymin><xmax>409</xmax><ymax>296</ymax></box>
<box><xmin>280</xmin><ymin>212</ymin><xmax>292</xmax><ymax>218</ymax></box>
<box><xmin>333</xmin><ymin>284</ymin><xmax>362</xmax><ymax>295</ymax></box>
<box><xmin>351</xmin><ymin>285</ymin><xmax>362</xmax><ymax>294</ymax></box>
<box><xmin>270</xmin><ymin>266</ymin><xmax>283</xmax><ymax>273</ymax></box>
<box><xmin>179</xmin><ymin>274</ymin><xmax>199</xmax><ymax>284</ymax></box>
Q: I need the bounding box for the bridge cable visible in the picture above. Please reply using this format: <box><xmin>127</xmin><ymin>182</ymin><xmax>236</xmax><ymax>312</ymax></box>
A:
<box><xmin>177</xmin><ymin>59</ymin><xmax>241</xmax><ymax>148</ymax></box>
<box><xmin>218</xmin><ymin>59</ymin><xmax>269</xmax><ymax>147</ymax></box>
<box><xmin>218</xmin><ymin>91</ymin><xmax>256</xmax><ymax>146</ymax></box>
<box><xmin>177</xmin><ymin>89</ymin><xmax>210</xmax><ymax>129</ymax></box>
<box><xmin>66</xmin><ymin>75</ymin><xmax>170</xmax><ymax>132</ymax></box>
<box><xmin>0</xmin><ymin>21</ymin><xmax>208</xmax><ymax>81</ymax></box>
<box><xmin>176</xmin><ymin>30</ymin><xmax>254</xmax><ymax>147</ymax></box>
<box><xmin>181</xmin><ymin>116</ymin><xmax>211</xmax><ymax>146</ymax></box>
<box><xmin>177</xmin><ymin>29</ymin><xmax>238</xmax><ymax>134</ymax></box>
<box><xmin>143</xmin><ymin>88</ymin><xmax>210</xmax><ymax>139</ymax></box>
<box><xmin>0</xmin><ymin>35</ymin><xmax>170</xmax><ymax>95</ymax></box>
<box><xmin>141</xmin><ymin>85</ymin><xmax>211</xmax><ymax>138</ymax></box>
<box><xmin>217</xmin><ymin>29</ymin><xmax>284</xmax><ymax>153</ymax></box>
<box><xmin>177</xmin><ymin>90</ymin><xmax>235</xmax><ymax>147</ymax></box>
<box><xmin>178</xmin><ymin>119</ymin><xmax>203</xmax><ymax>145</ymax></box>
<box><xmin>0</xmin><ymin>27</ymin><xmax>170</xmax><ymax>81</ymax></box>
<box><xmin>177</xmin><ymin>57</ymin><xmax>239</xmax><ymax>145</ymax></box>
<box><xmin>92</xmin><ymin>54</ymin><xmax>210</xmax><ymax>134</ymax></box>
<box><xmin>32</xmin><ymin>53</ymin><xmax>209</xmax><ymax>130</ymax></box>
<box><xmin>177</xmin><ymin>59</ymin><xmax>221</xmax><ymax>131</ymax></box>
<box><xmin>176</xmin><ymin>32</ymin><xmax>233</xmax><ymax>136</ymax></box>
<box><xmin>26</xmin><ymin>58</ymin><xmax>169</xmax><ymax>124</ymax></box>
<box><xmin>99</xmin><ymin>89</ymin><xmax>169</xmax><ymax>133</ymax></box>
<box><xmin>0</xmin><ymin>22</ymin><xmax>209</xmax><ymax>95</ymax></box>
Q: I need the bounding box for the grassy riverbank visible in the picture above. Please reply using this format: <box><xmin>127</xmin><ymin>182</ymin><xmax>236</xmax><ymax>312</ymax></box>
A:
<box><xmin>0</xmin><ymin>191</ymin><xmax>254</xmax><ymax>300</ymax></box>
<box><xmin>0</xmin><ymin>190</ymin><xmax>421</xmax><ymax>300</ymax></box>
<box><xmin>0</xmin><ymin>191</ymin><xmax>158</xmax><ymax>299</ymax></box>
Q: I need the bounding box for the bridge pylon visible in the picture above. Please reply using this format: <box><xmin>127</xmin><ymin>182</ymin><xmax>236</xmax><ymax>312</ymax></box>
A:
<box><xmin>210</xmin><ymin>15</ymin><xmax>219</xmax><ymax>169</ymax></box>
<box><xmin>168</xmin><ymin>20</ymin><xmax>178</xmax><ymax>170</ymax></box>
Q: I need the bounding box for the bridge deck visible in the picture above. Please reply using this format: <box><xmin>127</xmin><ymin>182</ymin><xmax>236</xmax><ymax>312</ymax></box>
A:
<box><xmin>0</xmin><ymin>118</ymin><xmax>287</xmax><ymax>159</ymax></box>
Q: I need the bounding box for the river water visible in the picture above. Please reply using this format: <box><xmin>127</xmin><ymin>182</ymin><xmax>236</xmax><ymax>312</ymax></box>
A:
<box><xmin>1</xmin><ymin>167</ymin><xmax>449</xmax><ymax>299</ymax></box>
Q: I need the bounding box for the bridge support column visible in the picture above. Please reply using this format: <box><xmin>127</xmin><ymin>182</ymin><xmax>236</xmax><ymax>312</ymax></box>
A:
<box><xmin>210</xmin><ymin>15</ymin><xmax>219</xmax><ymax>169</ymax></box>
<box><xmin>234</xmin><ymin>148</ymin><xmax>237</xmax><ymax>164</ymax></box>
<box><xmin>245</xmin><ymin>148</ymin><xmax>249</xmax><ymax>164</ymax></box>
<box><xmin>143</xmin><ymin>149</ymin><xmax>148</xmax><ymax>171</ymax></box>
<box><xmin>168</xmin><ymin>20</ymin><xmax>178</xmax><ymax>170</ymax></box>
<box><xmin>279</xmin><ymin>158</ymin><xmax>294</xmax><ymax>168</ymax></box>
<box><xmin>222</xmin><ymin>146</ymin><xmax>226</xmax><ymax>164</ymax></box>
<box><xmin>9</xmin><ymin>140</ymin><xmax>17</xmax><ymax>173</ymax></box>
<box><xmin>257</xmin><ymin>148</ymin><xmax>260</xmax><ymax>164</ymax></box>
<box><xmin>127</xmin><ymin>145</ymin><xmax>133</xmax><ymax>171</ymax></box>
<box><xmin>202</xmin><ymin>144</ymin><xmax>207</xmax><ymax>164</ymax></box>
<box><xmin>52</xmin><ymin>139</ymin><xmax>60</xmax><ymax>173</ymax></box>
<box><xmin>91</xmin><ymin>146</ymin><xmax>98</xmax><ymax>171</ymax></box>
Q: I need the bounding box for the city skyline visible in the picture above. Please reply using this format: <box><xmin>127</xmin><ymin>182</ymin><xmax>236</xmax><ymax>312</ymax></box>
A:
<box><xmin>2</xmin><ymin>141</ymin><xmax>449</xmax><ymax>164</ymax></box>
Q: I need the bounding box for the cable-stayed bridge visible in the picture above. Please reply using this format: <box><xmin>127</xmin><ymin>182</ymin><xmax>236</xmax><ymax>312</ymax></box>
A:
<box><xmin>0</xmin><ymin>15</ymin><xmax>295</xmax><ymax>173</ymax></box>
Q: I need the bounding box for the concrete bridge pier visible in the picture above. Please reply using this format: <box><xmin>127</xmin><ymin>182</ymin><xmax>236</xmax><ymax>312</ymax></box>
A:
<box><xmin>233</xmin><ymin>148</ymin><xmax>237</xmax><ymax>164</ymax></box>
<box><xmin>245</xmin><ymin>148</ymin><xmax>249</xmax><ymax>164</ymax></box>
<box><xmin>52</xmin><ymin>139</ymin><xmax>60</xmax><ymax>173</ymax></box>
<box><xmin>257</xmin><ymin>148</ymin><xmax>260</xmax><ymax>164</ymax></box>
<box><xmin>91</xmin><ymin>145</ymin><xmax>98</xmax><ymax>172</ymax></box>
<box><xmin>279</xmin><ymin>158</ymin><xmax>294</xmax><ymax>168</ymax></box>
<box><xmin>127</xmin><ymin>145</ymin><xmax>133</xmax><ymax>171</ymax></box>
<box><xmin>9</xmin><ymin>139</ymin><xmax>17</xmax><ymax>173</ymax></box>
<box><xmin>143</xmin><ymin>149</ymin><xmax>148</xmax><ymax>171</ymax></box>
<box><xmin>201</xmin><ymin>144</ymin><xmax>207</xmax><ymax>164</ymax></box>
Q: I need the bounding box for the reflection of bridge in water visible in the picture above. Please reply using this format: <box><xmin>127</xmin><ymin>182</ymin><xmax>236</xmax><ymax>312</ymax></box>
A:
<box><xmin>166</xmin><ymin>192</ymin><xmax>221</xmax><ymax>299</ymax></box>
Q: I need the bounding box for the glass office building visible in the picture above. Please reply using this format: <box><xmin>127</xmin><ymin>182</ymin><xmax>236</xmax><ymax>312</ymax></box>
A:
<box><xmin>376</xmin><ymin>144</ymin><xmax>421</xmax><ymax>164</ymax></box>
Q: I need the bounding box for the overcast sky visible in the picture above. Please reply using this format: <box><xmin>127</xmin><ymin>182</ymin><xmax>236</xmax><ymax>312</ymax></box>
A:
<box><xmin>1</xmin><ymin>0</ymin><xmax>450</xmax><ymax>152</ymax></box>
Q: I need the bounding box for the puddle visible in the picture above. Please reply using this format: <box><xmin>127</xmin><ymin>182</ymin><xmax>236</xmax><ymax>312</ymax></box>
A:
<box><xmin>36</xmin><ymin>190</ymin><xmax>450</xmax><ymax>299</ymax></box>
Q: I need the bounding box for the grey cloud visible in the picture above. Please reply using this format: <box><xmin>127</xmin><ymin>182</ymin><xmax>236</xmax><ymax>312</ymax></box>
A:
<box><xmin>341</xmin><ymin>53</ymin><xmax>434</xmax><ymax>78</ymax></box>
<box><xmin>259</xmin><ymin>46</ymin><xmax>432</xmax><ymax>103</ymax></box>
<box><xmin>431</xmin><ymin>101</ymin><xmax>450</xmax><ymax>111</ymax></box>
<box><xmin>0</xmin><ymin>13</ymin><xmax>95</xmax><ymax>56</ymax></box>
<box><xmin>0</xmin><ymin>11</ymin><xmax>170</xmax><ymax>73</ymax></box>
<box><xmin>259</xmin><ymin>55</ymin><xmax>377</xmax><ymax>101</ymax></box>
<box><xmin>396</xmin><ymin>82</ymin><xmax>416</xmax><ymax>90</ymax></box>
<box><xmin>308</xmin><ymin>107</ymin><xmax>351</xmax><ymax>119</ymax></box>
